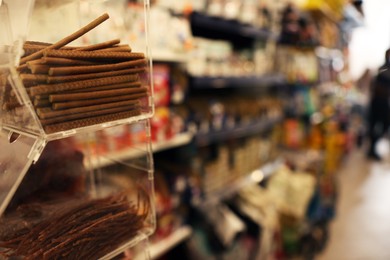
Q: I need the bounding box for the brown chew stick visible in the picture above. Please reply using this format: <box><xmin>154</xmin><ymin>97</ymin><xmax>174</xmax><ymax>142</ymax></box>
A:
<box><xmin>76</xmin><ymin>39</ymin><xmax>120</xmax><ymax>51</ymax></box>
<box><xmin>20</xmin><ymin>13</ymin><xmax>110</xmax><ymax>64</ymax></box>
<box><xmin>37</xmin><ymin>99</ymin><xmax>140</xmax><ymax>119</ymax></box>
<box><xmin>49</xmin><ymin>86</ymin><xmax>147</xmax><ymax>102</ymax></box>
<box><xmin>48</xmin><ymin>58</ymin><xmax>147</xmax><ymax>76</ymax></box>
<box><xmin>20</xmin><ymin>74</ymin><xmax>48</xmax><ymax>86</ymax></box>
<box><xmin>67</xmin><ymin>81</ymin><xmax>142</xmax><ymax>93</ymax></box>
<box><xmin>43</xmin><ymin>49</ymin><xmax>145</xmax><ymax>60</ymax></box>
<box><xmin>47</xmin><ymin>67</ymin><xmax>146</xmax><ymax>84</ymax></box>
<box><xmin>17</xmin><ymin>64</ymin><xmax>28</xmax><ymax>72</ymax></box>
<box><xmin>40</xmin><ymin>104</ymin><xmax>139</xmax><ymax>125</ymax></box>
<box><xmin>44</xmin><ymin>109</ymin><xmax>141</xmax><ymax>133</ymax></box>
<box><xmin>29</xmin><ymin>74</ymin><xmax>139</xmax><ymax>96</ymax></box>
<box><xmin>40</xmin><ymin>57</ymin><xmax>100</xmax><ymax>66</ymax></box>
<box><xmin>52</xmin><ymin>92</ymin><xmax>147</xmax><ymax>110</ymax></box>
<box><xmin>95</xmin><ymin>45</ymin><xmax>132</xmax><ymax>52</ymax></box>
<box><xmin>28</xmin><ymin>64</ymin><xmax>51</xmax><ymax>74</ymax></box>
<box><xmin>34</xmin><ymin>99</ymin><xmax>51</xmax><ymax>108</ymax></box>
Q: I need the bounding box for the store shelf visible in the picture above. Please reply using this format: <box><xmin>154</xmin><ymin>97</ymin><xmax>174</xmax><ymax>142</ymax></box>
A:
<box><xmin>148</xmin><ymin>226</ymin><xmax>193</xmax><ymax>259</ymax></box>
<box><xmin>195</xmin><ymin>116</ymin><xmax>282</xmax><ymax>146</ymax></box>
<box><xmin>194</xmin><ymin>158</ymin><xmax>284</xmax><ymax>207</ymax></box>
<box><xmin>189</xmin><ymin>74</ymin><xmax>285</xmax><ymax>89</ymax></box>
<box><xmin>190</xmin><ymin>11</ymin><xmax>274</xmax><ymax>42</ymax></box>
<box><xmin>152</xmin><ymin>132</ymin><xmax>193</xmax><ymax>152</ymax></box>
<box><xmin>88</xmin><ymin>132</ymin><xmax>193</xmax><ymax>169</ymax></box>
<box><xmin>152</xmin><ymin>50</ymin><xmax>189</xmax><ymax>63</ymax></box>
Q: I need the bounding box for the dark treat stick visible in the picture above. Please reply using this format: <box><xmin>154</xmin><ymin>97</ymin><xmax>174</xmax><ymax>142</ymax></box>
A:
<box><xmin>44</xmin><ymin>109</ymin><xmax>141</xmax><ymax>133</ymax></box>
<box><xmin>20</xmin><ymin>13</ymin><xmax>110</xmax><ymax>64</ymax></box>
<box><xmin>34</xmin><ymin>98</ymin><xmax>51</xmax><ymax>108</ymax></box>
<box><xmin>53</xmin><ymin>92</ymin><xmax>146</xmax><ymax>110</ymax></box>
<box><xmin>30</xmin><ymin>74</ymin><xmax>139</xmax><ymax>96</ymax></box>
<box><xmin>27</xmin><ymin>64</ymin><xmax>50</xmax><ymax>74</ymax></box>
<box><xmin>76</xmin><ymin>39</ymin><xmax>120</xmax><ymax>51</ymax></box>
<box><xmin>49</xmin><ymin>58</ymin><xmax>147</xmax><ymax>76</ymax></box>
<box><xmin>43</xmin><ymin>49</ymin><xmax>145</xmax><ymax>61</ymax></box>
<box><xmin>34</xmin><ymin>94</ymin><xmax>49</xmax><ymax>100</ymax></box>
<box><xmin>25</xmin><ymin>41</ymin><xmax>52</xmax><ymax>46</ymax></box>
<box><xmin>68</xmin><ymin>81</ymin><xmax>142</xmax><ymax>93</ymax></box>
<box><xmin>17</xmin><ymin>64</ymin><xmax>28</xmax><ymax>72</ymax></box>
<box><xmin>40</xmin><ymin>104</ymin><xmax>139</xmax><ymax>125</ymax></box>
<box><xmin>40</xmin><ymin>57</ymin><xmax>100</xmax><ymax>66</ymax></box>
<box><xmin>37</xmin><ymin>99</ymin><xmax>141</xmax><ymax>119</ymax></box>
<box><xmin>47</xmin><ymin>67</ymin><xmax>146</xmax><ymax>84</ymax></box>
<box><xmin>20</xmin><ymin>74</ymin><xmax>48</xmax><ymax>86</ymax></box>
<box><xmin>95</xmin><ymin>45</ymin><xmax>132</xmax><ymax>52</ymax></box>
<box><xmin>50</xmin><ymin>86</ymin><xmax>147</xmax><ymax>102</ymax></box>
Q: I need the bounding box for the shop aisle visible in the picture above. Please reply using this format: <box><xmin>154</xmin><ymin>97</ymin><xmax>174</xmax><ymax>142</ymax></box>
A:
<box><xmin>318</xmin><ymin>146</ymin><xmax>390</xmax><ymax>260</ymax></box>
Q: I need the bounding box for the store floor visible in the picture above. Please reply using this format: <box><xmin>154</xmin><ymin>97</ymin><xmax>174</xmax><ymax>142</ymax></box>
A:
<box><xmin>318</xmin><ymin>143</ymin><xmax>390</xmax><ymax>260</ymax></box>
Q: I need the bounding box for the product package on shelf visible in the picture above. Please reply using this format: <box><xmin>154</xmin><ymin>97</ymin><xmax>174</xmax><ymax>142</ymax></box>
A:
<box><xmin>0</xmin><ymin>1</ymin><xmax>156</xmax><ymax>259</ymax></box>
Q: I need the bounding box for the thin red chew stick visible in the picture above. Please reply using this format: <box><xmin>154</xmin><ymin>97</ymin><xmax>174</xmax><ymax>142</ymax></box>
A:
<box><xmin>20</xmin><ymin>13</ymin><xmax>110</xmax><ymax>64</ymax></box>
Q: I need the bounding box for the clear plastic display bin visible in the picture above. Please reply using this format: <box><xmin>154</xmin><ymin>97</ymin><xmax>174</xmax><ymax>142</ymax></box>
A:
<box><xmin>0</xmin><ymin>0</ymin><xmax>155</xmax><ymax>259</ymax></box>
<box><xmin>1</xmin><ymin>0</ymin><xmax>154</xmax><ymax>139</ymax></box>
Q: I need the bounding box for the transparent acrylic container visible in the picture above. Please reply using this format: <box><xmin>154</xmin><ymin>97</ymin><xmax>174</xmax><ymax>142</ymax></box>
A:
<box><xmin>0</xmin><ymin>120</ymin><xmax>156</xmax><ymax>259</ymax></box>
<box><xmin>0</xmin><ymin>0</ymin><xmax>155</xmax><ymax>259</ymax></box>
<box><xmin>1</xmin><ymin>0</ymin><xmax>154</xmax><ymax>139</ymax></box>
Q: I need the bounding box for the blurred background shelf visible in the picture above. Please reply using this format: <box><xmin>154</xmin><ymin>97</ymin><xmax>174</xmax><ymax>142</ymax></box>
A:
<box><xmin>89</xmin><ymin>132</ymin><xmax>193</xmax><ymax>169</ymax></box>
<box><xmin>195</xmin><ymin>116</ymin><xmax>282</xmax><ymax>146</ymax></box>
<box><xmin>189</xmin><ymin>74</ymin><xmax>286</xmax><ymax>89</ymax></box>
<box><xmin>190</xmin><ymin>11</ymin><xmax>274</xmax><ymax>42</ymax></box>
<box><xmin>193</xmin><ymin>158</ymin><xmax>284</xmax><ymax>207</ymax></box>
<box><xmin>134</xmin><ymin>226</ymin><xmax>193</xmax><ymax>260</ymax></box>
<box><xmin>152</xmin><ymin>50</ymin><xmax>189</xmax><ymax>63</ymax></box>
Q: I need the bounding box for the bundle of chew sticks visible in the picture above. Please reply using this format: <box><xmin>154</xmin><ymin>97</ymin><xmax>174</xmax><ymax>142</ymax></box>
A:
<box><xmin>16</xmin><ymin>13</ymin><xmax>148</xmax><ymax>134</ymax></box>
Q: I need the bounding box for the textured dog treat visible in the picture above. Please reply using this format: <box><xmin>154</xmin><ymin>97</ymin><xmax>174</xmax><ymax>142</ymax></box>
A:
<box><xmin>17</xmin><ymin>64</ymin><xmax>28</xmax><ymax>72</ymax></box>
<box><xmin>44</xmin><ymin>109</ymin><xmax>141</xmax><ymax>133</ymax></box>
<box><xmin>37</xmin><ymin>99</ymin><xmax>141</xmax><ymax>119</ymax></box>
<box><xmin>40</xmin><ymin>104</ymin><xmax>139</xmax><ymax>125</ymax></box>
<box><xmin>27</xmin><ymin>64</ymin><xmax>51</xmax><ymax>74</ymax></box>
<box><xmin>52</xmin><ymin>92</ymin><xmax>146</xmax><ymax>110</ymax></box>
<box><xmin>49</xmin><ymin>86</ymin><xmax>147</xmax><ymax>102</ymax></box>
<box><xmin>0</xmin><ymin>193</ymin><xmax>149</xmax><ymax>259</ymax></box>
<box><xmin>30</xmin><ymin>74</ymin><xmax>139</xmax><ymax>96</ymax></box>
<box><xmin>95</xmin><ymin>45</ymin><xmax>132</xmax><ymax>52</ymax></box>
<box><xmin>39</xmin><ymin>57</ymin><xmax>99</xmax><ymax>66</ymax></box>
<box><xmin>76</xmin><ymin>39</ymin><xmax>120</xmax><ymax>51</ymax></box>
<box><xmin>44</xmin><ymin>49</ymin><xmax>145</xmax><ymax>61</ymax></box>
<box><xmin>20</xmin><ymin>13</ymin><xmax>110</xmax><ymax>64</ymax></box>
<box><xmin>48</xmin><ymin>58</ymin><xmax>147</xmax><ymax>76</ymax></box>
<box><xmin>68</xmin><ymin>81</ymin><xmax>142</xmax><ymax>93</ymax></box>
<box><xmin>19</xmin><ymin>74</ymin><xmax>48</xmax><ymax>86</ymax></box>
<box><xmin>47</xmin><ymin>67</ymin><xmax>146</xmax><ymax>84</ymax></box>
<box><xmin>34</xmin><ymin>98</ymin><xmax>51</xmax><ymax>108</ymax></box>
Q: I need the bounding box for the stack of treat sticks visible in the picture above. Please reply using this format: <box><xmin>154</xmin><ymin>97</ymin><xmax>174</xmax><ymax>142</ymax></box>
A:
<box><xmin>14</xmin><ymin>13</ymin><xmax>149</xmax><ymax>134</ymax></box>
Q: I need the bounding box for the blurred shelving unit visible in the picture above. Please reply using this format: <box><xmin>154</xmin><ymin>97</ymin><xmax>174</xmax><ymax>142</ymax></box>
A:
<box><xmin>190</xmin><ymin>11</ymin><xmax>275</xmax><ymax>42</ymax></box>
<box><xmin>193</xmin><ymin>158</ymin><xmax>284</xmax><ymax>207</ymax></box>
<box><xmin>88</xmin><ymin>132</ymin><xmax>193</xmax><ymax>169</ymax></box>
<box><xmin>195</xmin><ymin>116</ymin><xmax>283</xmax><ymax>146</ymax></box>
<box><xmin>189</xmin><ymin>74</ymin><xmax>285</xmax><ymax>89</ymax></box>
